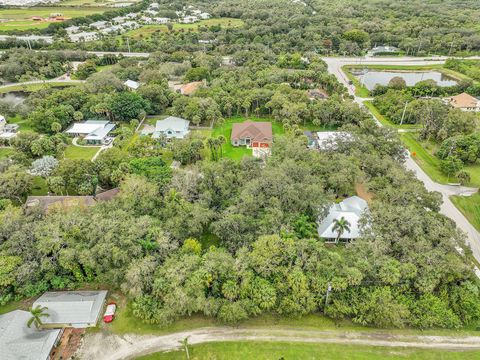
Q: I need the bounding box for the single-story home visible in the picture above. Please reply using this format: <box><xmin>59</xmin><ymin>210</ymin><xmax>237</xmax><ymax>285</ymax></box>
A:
<box><xmin>152</xmin><ymin>116</ymin><xmax>190</xmax><ymax>139</ymax></box>
<box><xmin>316</xmin><ymin>131</ymin><xmax>353</xmax><ymax>150</ymax></box>
<box><xmin>369</xmin><ymin>45</ymin><xmax>399</xmax><ymax>56</ymax></box>
<box><xmin>68</xmin><ymin>31</ymin><xmax>98</xmax><ymax>43</ymax></box>
<box><xmin>179</xmin><ymin>81</ymin><xmax>204</xmax><ymax>96</ymax></box>
<box><xmin>65</xmin><ymin>120</ymin><xmax>115</xmax><ymax>145</ymax></box>
<box><xmin>0</xmin><ymin>310</ymin><xmax>63</xmax><ymax>360</ymax></box>
<box><xmin>124</xmin><ymin>79</ymin><xmax>140</xmax><ymax>90</ymax></box>
<box><xmin>317</xmin><ymin>196</ymin><xmax>369</xmax><ymax>242</ymax></box>
<box><xmin>445</xmin><ymin>92</ymin><xmax>480</xmax><ymax>112</ymax></box>
<box><xmin>25</xmin><ymin>188</ymin><xmax>119</xmax><ymax>214</ymax></box>
<box><xmin>231</xmin><ymin>121</ymin><xmax>273</xmax><ymax>157</ymax></box>
<box><xmin>33</xmin><ymin>291</ymin><xmax>108</xmax><ymax>328</ymax></box>
<box><xmin>89</xmin><ymin>20</ymin><xmax>108</xmax><ymax>29</ymax></box>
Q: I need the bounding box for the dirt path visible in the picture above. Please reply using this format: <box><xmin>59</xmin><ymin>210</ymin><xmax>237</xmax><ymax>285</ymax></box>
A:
<box><xmin>76</xmin><ymin>327</ymin><xmax>480</xmax><ymax>360</ymax></box>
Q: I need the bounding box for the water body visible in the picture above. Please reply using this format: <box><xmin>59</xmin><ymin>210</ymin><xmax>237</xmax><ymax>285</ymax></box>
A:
<box><xmin>354</xmin><ymin>70</ymin><xmax>458</xmax><ymax>90</ymax></box>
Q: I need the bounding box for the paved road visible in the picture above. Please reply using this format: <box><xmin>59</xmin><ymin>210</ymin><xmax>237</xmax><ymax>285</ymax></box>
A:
<box><xmin>322</xmin><ymin>56</ymin><xmax>480</xmax><ymax>264</ymax></box>
<box><xmin>77</xmin><ymin>327</ymin><xmax>480</xmax><ymax>360</ymax></box>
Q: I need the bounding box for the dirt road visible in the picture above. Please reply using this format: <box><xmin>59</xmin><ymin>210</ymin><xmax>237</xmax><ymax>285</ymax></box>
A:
<box><xmin>76</xmin><ymin>327</ymin><xmax>480</xmax><ymax>360</ymax></box>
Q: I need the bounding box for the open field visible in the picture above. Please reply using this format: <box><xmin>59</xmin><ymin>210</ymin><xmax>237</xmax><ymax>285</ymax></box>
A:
<box><xmin>123</xmin><ymin>18</ymin><xmax>244</xmax><ymax>39</ymax></box>
<box><xmin>0</xmin><ymin>6</ymin><xmax>109</xmax><ymax>31</ymax></box>
<box><xmin>136</xmin><ymin>341</ymin><xmax>480</xmax><ymax>360</ymax></box>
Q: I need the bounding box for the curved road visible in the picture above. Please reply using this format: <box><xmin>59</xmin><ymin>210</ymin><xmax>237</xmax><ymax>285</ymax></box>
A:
<box><xmin>77</xmin><ymin>327</ymin><xmax>480</xmax><ymax>360</ymax></box>
<box><xmin>322</xmin><ymin>56</ymin><xmax>480</xmax><ymax>266</ymax></box>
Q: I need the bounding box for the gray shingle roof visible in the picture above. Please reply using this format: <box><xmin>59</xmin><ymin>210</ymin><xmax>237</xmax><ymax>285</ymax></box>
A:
<box><xmin>33</xmin><ymin>291</ymin><xmax>107</xmax><ymax>328</ymax></box>
<box><xmin>0</xmin><ymin>310</ymin><xmax>61</xmax><ymax>360</ymax></box>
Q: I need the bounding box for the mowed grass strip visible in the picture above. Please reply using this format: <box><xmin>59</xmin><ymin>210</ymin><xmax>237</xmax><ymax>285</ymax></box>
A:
<box><xmin>135</xmin><ymin>341</ymin><xmax>480</xmax><ymax>360</ymax></box>
<box><xmin>64</xmin><ymin>144</ymin><xmax>100</xmax><ymax>160</ymax></box>
<box><xmin>451</xmin><ymin>193</ymin><xmax>480</xmax><ymax>232</ymax></box>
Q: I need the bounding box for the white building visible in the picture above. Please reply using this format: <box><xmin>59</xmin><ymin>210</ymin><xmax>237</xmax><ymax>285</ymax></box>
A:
<box><xmin>316</xmin><ymin>131</ymin><xmax>353</xmax><ymax>150</ymax></box>
<box><xmin>145</xmin><ymin>9</ymin><xmax>158</xmax><ymax>16</ymax></box>
<box><xmin>149</xmin><ymin>2</ymin><xmax>160</xmax><ymax>9</ymax></box>
<box><xmin>33</xmin><ymin>291</ymin><xmax>108</xmax><ymax>328</ymax></box>
<box><xmin>124</xmin><ymin>79</ymin><xmax>140</xmax><ymax>90</ymax></box>
<box><xmin>317</xmin><ymin>196</ymin><xmax>369</xmax><ymax>242</ymax></box>
<box><xmin>181</xmin><ymin>16</ymin><xmax>199</xmax><ymax>23</ymax></box>
<box><xmin>65</xmin><ymin>25</ymin><xmax>80</xmax><ymax>34</ymax></box>
<box><xmin>68</xmin><ymin>31</ymin><xmax>98</xmax><ymax>42</ymax></box>
<box><xmin>153</xmin><ymin>17</ymin><xmax>170</xmax><ymax>24</ymax></box>
<box><xmin>122</xmin><ymin>21</ymin><xmax>140</xmax><ymax>30</ymax></box>
<box><xmin>153</xmin><ymin>116</ymin><xmax>190</xmax><ymax>139</ymax></box>
<box><xmin>100</xmin><ymin>25</ymin><xmax>124</xmax><ymax>35</ymax></box>
<box><xmin>199</xmin><ymin>12</ymin><xmax>210</xmax><ymax>20</ymax></box>
<box><xmin>0</xmin><ymin>34</ymin><xmax>54</xmax><ymax>44</ymax></box>
<box><xmin>141</xmin><ymin>16</ymin><xmax>154</xmax><ymax>24</ymax></box>
<box><xmin>65</xmin><ymin>120</ymin><xmax>115</xmax><ymax>145</ymax></box>
<box><xmin>0</xmin><ymin>310</ymin><xmax>63</xmax><ymax>360</ymax></box>
<box><xmin>112</xmin><ymin>16</ymin><xmax>127</xmax><ymax>24</ymax></box>
<box><xmin>90</xmin><ymin>20</ymin><xmax>108</xmax><ymax>29</ymax></box>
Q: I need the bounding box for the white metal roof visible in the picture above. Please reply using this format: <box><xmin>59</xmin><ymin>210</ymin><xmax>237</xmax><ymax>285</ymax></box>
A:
<box><xmin>33</xmin><ymin>291</ymin><xmax>107</xmax><ymax>328</ymax></box>
<box><xmin>84</xmin><ymin>123</ymin><xmax>115</xmax><ymax>140</ymax></box>
<box><xmin>317</xmin><ymin>196</ymin><xmax>368</xmax><ymax>239</ymax></box>
<box><xmin>124</xmin><ymin>79</ymin><xmax>140</xmax><ymax>90</ymax></box>
<box><xmin>0</xmin><ymin>310</ymin><xmax>61</xmax><ymax>360</ymax></box>
<box><xmin>316</xmin><ymin>131</ymin><xmax>352</xmax><ymax>150</ymax></box>
<box><xmin>153</xmin><ymin>116</ymin><xmax>190</xmax><ymax>139</ymax></box>
<box><xmin>65</xmin><ymin>120</ymin><xmax>109</xmax><ymax>135</ymax></box>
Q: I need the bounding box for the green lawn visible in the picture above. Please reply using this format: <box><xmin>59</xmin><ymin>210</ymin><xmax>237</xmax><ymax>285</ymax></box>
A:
<box><xmin>136</xmin><ymin>341</ymin><xmax>480</xmax><ymax>360</ymax></box>
<box><xmin>0</xmin><ymin>82</ymin><xmax>78</xmax><ymax>94</ymax></box>
<box><xmin>0</xmin><ymin>7</ymin><xmax>109</xmax><ymax>31</ymax></box>
<box><xmin>0</xmin><ymin>147</ymin><xmax>14</xmax><ymax>159</ymax></box>
<box><xmin>123</xmin><ymin>18</ymin><xmax>244</xmax><ymax>39</ymax></box>
<box><xmin>64</xmin><ymin>144</ymin><xmax>100</xmax><ymax>160</ymax></box>
<box><xmin>451</xmin><ymin>193</ymin><xmax>480</xmax><ymax>231</ymax></box>
<box><xmin>211</xmin><ymin>117</ymin><xmax>284</xmax><ymax>161</ymax></box>
<box><xmin>30</xmin><ymin>176</ymin><xmax>49</xmax><ymax>196</ymax></box>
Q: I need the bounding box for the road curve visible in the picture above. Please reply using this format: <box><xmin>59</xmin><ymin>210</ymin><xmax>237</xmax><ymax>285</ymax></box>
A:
<box><xmin>322</xmin><ymin>56</ymin><xmax>480</xmax><ymax>265</ymax></box>
<box><xmin>77</xmin><ymin>327</ymin><xmax>480</xmax><ymax>360</ymax></box>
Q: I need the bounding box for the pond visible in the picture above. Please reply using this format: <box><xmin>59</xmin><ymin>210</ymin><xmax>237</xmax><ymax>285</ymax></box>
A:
<box><xmin>353</xmin><ymin>70</ymin><xmax>458</xmax><ymax>90</ymax></box>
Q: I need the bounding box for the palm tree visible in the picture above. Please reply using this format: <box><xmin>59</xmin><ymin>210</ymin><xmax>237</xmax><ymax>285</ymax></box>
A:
<box><xmin>332</xmin><ymin>217</ymin><xmax>351</xmax><ymax>244</ymax></box>
<box><xmin>27</xmin><ymin>305</ymin><xmax>49</xmax><ymax>329</ymax></box>
<box><xmin>217</xmin><ymin>135</ymin><xmax>226</xmax><ymax>158</ymax></box>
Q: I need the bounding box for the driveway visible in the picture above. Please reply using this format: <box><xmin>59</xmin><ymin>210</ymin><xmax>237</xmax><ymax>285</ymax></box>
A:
<box><xmin>321</xmin><ymin>56</ymin><xmax>480</xmax><ymax>264</ymax></box>
<box><xmin>76</xmin><ymin>327</ymin><xmax>480</xmax><ymax>360</ymax></box>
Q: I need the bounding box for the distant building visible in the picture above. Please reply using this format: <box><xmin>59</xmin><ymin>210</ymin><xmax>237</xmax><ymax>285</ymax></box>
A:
<box><xmin>65</xmin><ymin>25</ymin><xmax>80</xmax><ymax>34</ymax></box>
<box><xmin>181</xmin><ymin>15</ymin><xmax>199</xmax><ymax>23</ymax></box>
<box><xmin>145</xmin><ymin>9</ymin><xmax>158</xmax><ymax>16</ymax></box>
<box><xmin>124</xmin><ymin>79</ymin><xmax>140</xmax><ymax>90</ymax></box>
<box><xmin>0</xmin><ymin>310</ymin><xmax>63</xmax><ymax>360</ymax></box>
<box><xmin>231</xmin><ymin>121</ymin><xmax>273</xmax><ymax>157</ymax></box>
<box><xmin>122</xmin><ymin>21</ymin><xmax>140</xmax><ymax>30</ymax></box>
<box><xmin>68</xmin><ymin>31</ymin><xmax>98</xmax><ymax>42</ymax></box>
<box><xmin>25</xmin><ymin>188</ymin><xmax>120</xmax><ymax>213</ymax></box>
<box><xmin>179</xmin><ymin>81</ymin><xmax>204</xmax><ymax>96</ymax></box>
<box><xmin>370</xmin><ymin>45</ymin><xmax>399</xmax><ymax>56</ymax></box>
<box><xmin>152</xmin><ymin>116</ymin><xmax>190</xmax><ymax>139</ymax></box>
<box><xmin>0</xmin><ymin>117</ymin><xmax>19</xmax><ymax>139</ymax></box>
<box><xmin>112</xmin><ymin>16</ymin><xmax>127</xmax><ymax>24</ymax></box>
<box><xmin>154</xmin><ymin>17</ymin><xmax>170</xmax><ymax>24</ymax></box>
<box><xmin>33</xmin><ymin>291</ymin><xmax>108</xmax><ymax>328</ymax></box>
<box><xmin>90</xmin><ymin>20</ymin><xmax>108</xmax><ymax>29</ymax></box>
<box><xmin>65</xmin><ymin>120</ymin><xmax>115</xmax><ymax>145</ymax></box>
<box><xmin>317</xmin><ymin>196</ymin><xmax>369</xmax><ymax>242</ymax></box>
<box><xmin>199</xmin><ymin>12</ymin><xmax>211</xmax><ymax>20</ymax></box>
<box><xmin>0</xmin><ymin>34</ymin><xmax>54</xmax><ymax>44</ymax></box>
<box><xmin>445</xmin><ymin>92</ymin><xmax>480</xmax><ymax>112</ymax></box>
<box><xmin>316</xmin><ymin>131</ymin><xmax>353</xmax><ymax>150</ymax></box>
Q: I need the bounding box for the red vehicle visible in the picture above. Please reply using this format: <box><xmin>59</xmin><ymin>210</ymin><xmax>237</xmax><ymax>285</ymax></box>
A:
<box><xmin>103</xmin><ymin>302</ymin><xmax>117</xmax><ymax>323</ymax></box>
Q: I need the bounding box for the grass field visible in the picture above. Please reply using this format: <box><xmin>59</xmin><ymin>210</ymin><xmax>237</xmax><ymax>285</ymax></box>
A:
<box><xmin>0</xmin><ymin>82</ymin><xmax>79</xmax><ymax>94</ymax></box>
<box><xmin>136</xmin><ymin>341</ymin><xmax>480</xmax><ymax>360</ymax></box>
<box><xmin>64</xmin><ymin>144</ymin><xmax>100</xmax><ymax>160</ymax></box>
<box><xmin>451</xmin><ymin>193</ymin><xmax>480</xmax><ymax>231</ymax></box>
<box><xmin>0</xmin><ymin>7</ymin><xmax>109</xmax><ymax>31</ymax></box>
<box><xmin>0</xmin><ymin>147</ymin><xmax>14</xmax><ymax>159</ymax></box>
<box><xmin>363</xmin><ymin>101</ymin><xmax>421</xmax><ymax>130</ymax></box>
<box><xmin>30</xmin><ymin>176</ymin><xmax>49</xmax><ymax>196</ymax></box>
<box><xmin>123</xmin><ymin>18</ymin><xmax>244</xmax><ymax>39</ymax></box>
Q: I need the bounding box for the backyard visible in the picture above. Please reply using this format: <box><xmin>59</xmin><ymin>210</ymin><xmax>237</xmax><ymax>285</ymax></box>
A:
<box><xmin>64</xmin><ymin>142</ymin><xmax>100</xmax><ymax>160</ymax></box>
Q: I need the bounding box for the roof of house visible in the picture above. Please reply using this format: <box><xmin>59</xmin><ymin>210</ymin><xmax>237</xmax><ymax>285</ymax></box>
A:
<box><xmin>84</xmin><ymin>123</ymin><xmax>115</xmax><ymax>141</ymax></box>
<box><xmin>25</xmin><ymin>188</ymin><xmax>119</xmax><ymax>213</ymax></box>
<box><xmin>448</xmin><ymin>92</ymin><xmax>479</xmax><ymax>109</ymax></box>
<box><xmin>180</xmin><ymin>81</ymin><xmax>203</xmax><ymax>95</ymax></box>
<box><xmin>316</xmin><ymin>131</ymin><xmax>352</xmax><ymax>150</ymax></box>
<box><xmin>124</xmin><ymin>79</ymin><xmax>140</xmax><ymax>90</ymax></box>
<box><xmin>317</xmin><ymin>196</ymin><xmax>368</xmax><ymax>239</ymax></box>
<box><xmin>155</xmin><ymin>116</ymin><xmax>190</xmax><ymax>132</ymax></box>
<box><xmin>231</xmin><ymin>121</ymin><xmax>273</xmax><ymax>142</ymax></box>
<box><xmin>0</xmin><ymin>310</ymin><xmax>61</xmax><ymax>360</ymax></box>
<box><xmin>33</xmin><ymin>291</ymin><xmax>107</xmax><ymax>327</ymax></box>
<box><xmin>65</xmin><ymin>120</ymin><xmax>110</xmax><ymax>135</ymax></box>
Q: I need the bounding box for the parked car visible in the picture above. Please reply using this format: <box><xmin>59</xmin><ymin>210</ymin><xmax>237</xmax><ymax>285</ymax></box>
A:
<box><xmin>103</xmin><ymin>302</ymin><xmax>117</xmax><ymax>323</ymax></box>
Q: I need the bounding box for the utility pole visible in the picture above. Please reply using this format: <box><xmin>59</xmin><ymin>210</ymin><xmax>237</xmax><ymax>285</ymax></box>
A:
<box><xmin>126</xmin><ymin>37</ymin><xmax>131</xmax><ymax>53</ymax></box>
<box><xmin>324</xmin><ymin>283</ymin><xmax>332</xmax><ymax>309</ymax></box>
<box><xmin>400</xmin><ymin>101</ymin><xmax>408</xmax><ymax>125</ymax></box>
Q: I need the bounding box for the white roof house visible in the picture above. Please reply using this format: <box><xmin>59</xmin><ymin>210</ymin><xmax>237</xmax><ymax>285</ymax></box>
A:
<box><xmin>65</xmin><ymin>120</ymin><xmax>115</xmax><ymax>144</ymax></box>
<box><xmin>112</xmin><ymin>16</ymin><xmax>127</xmax><ymax>24</ymax></box>
<box><xmin>33</xmin><ymin>291</ymin><xmax>108</xmax><ymax>328</ymax></box>
<box><xmin>0</xmin><ymin>310</ymin><xmax>62</xmax><ymax>360</ymax></box>
<box><xmin>65</xmin><ymin>25</ymin><xmax>80</xmax><ymax>34</ymax></box>
<box><xmin>68</xmin><ymin>31</ymin><xmax>98</xmax><ymax>42</ymax></box>
<box><xmin>0</xmin><ymin>35</ymin><xmax>54</xmax><ymax>44</ymax></box>
<box><xmin>90</xmin><ymin>20</ymin><xmax>108</xmax><ymax>29</ymax></box>
<box><xmin>124</xmin><ymin>79</ymin><xmax>140</xmax><ymax>90</ymax></box>
<box><xmin>317</xmin><ymin>196</ymin><xmax>368</xmax><ymax>241</ymax></box>
<box><xmin>153</xmin><ymin>116</ymin><xmax>190</xmax><ymax>139</ymax></box>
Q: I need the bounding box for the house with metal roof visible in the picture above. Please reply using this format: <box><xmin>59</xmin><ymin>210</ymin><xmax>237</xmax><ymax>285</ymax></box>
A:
<box><xmin>152</xmin><ymin>116</ymin><xmax>190</xmax><ymax>139</ymax></box>
<box><xmin>317</xmin><ymin>196</ymin><xmax>369</xmax><ymax>242</ymax></box>
<box><xmin>33</xmin><ymin>291</ymin><xmax>108</xmax><ymax>328</ymax></box>
<box><xmin>0</xmin><ymin>310</ymin><xmax>62</xmax><ymax>360</ymax></box>
<box><xmin>124</xmin><ymin>79</ymin><xmax>140</xmax><ymax>90</ymax></box>
<box><xmin>65</xmin><ymin>120</ymin><xmax>115</xmax><ymax>145</ymax></box>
